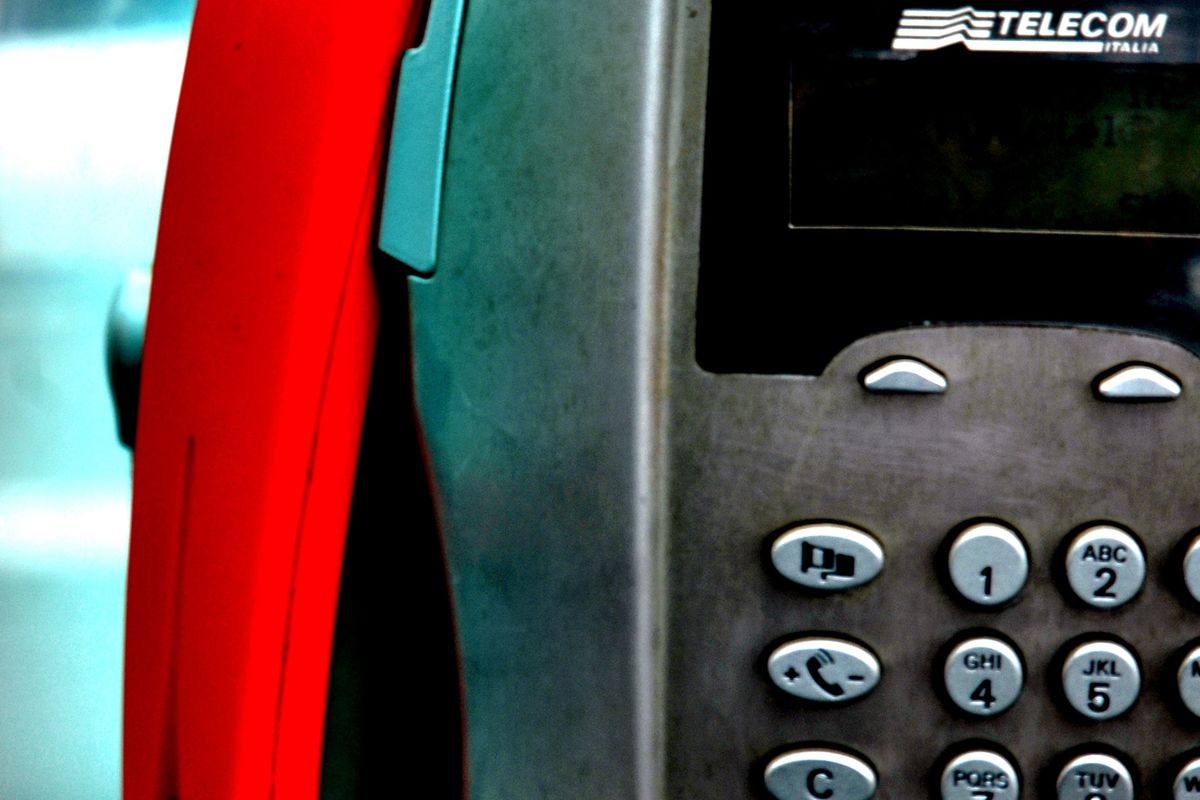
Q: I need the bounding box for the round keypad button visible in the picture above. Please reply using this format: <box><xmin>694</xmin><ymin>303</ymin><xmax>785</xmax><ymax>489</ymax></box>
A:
<box><xmin>1056</xmin><ymin>753</ymin><xmax>1134</xmax><ymax>800</ymax></box>
<box><xmin>1061</xmin><ymin>640</ymin><xmax>1140</xmax><ymax>720</ymax></box>
<box><xmin>941</xmin><ymin>750</ymin><xmax>1019</xmax><ymax>800</ymax></box>
<box><xmin>1175</xmin><ymin>757</ymin><xmax>1200</xmax><ymax>800</ymax></box>
<box><xmin>1063</xmin><ymin>525</ymin><xmax>1145</xmax><ymax>608</ymax></box>
<box><xmin>947</xmin><ymin>522</ymin><xmax>1029</xmax><ymax>606</ymax></box>
<box><xmin>1183</xmin><ymin>533</ymin><xmax>1200</xmax><ymax>604</ymax></box>
<box><xmin>1177</xmin><ymin>644</ymin><xmax>1200</xmax><ymax>718</ymax></box>
<box><xmin>943</xmin><ymin>636</ymin><xmax>1023</xmax><ymax>716</ymax></box>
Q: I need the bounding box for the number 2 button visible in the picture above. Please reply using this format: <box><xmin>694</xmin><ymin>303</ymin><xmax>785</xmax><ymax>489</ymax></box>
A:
<box><xmin>1063</xmin><ymin>524</ymin><xmax>1145</xmax><ymax>609</ymax></box>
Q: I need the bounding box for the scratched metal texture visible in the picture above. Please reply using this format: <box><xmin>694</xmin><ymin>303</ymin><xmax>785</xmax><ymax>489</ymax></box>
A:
<box><xmin>406</xmin><ymin>0</ymin><xmax>1200</xmax><ymax>797</ymax></box>
<box><xmin>406</xmin><ymin>0</ymin><xmax>675</xmax><ymax>796</ymax></box>
<box><xmin>665</xmin><ymin>5</ymin><xmax>1200</xmax><ymax>797</ymax></box>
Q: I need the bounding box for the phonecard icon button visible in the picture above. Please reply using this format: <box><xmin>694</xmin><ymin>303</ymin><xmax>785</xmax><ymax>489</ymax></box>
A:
<box><xmin>771</xmin><ymin>523</ymin><xmax>884</xmax><ymax>592</ymax></box>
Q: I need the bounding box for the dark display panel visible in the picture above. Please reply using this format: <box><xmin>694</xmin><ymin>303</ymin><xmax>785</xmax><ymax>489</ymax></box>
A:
<box><xmin>698</xmin><ymin>2</ymin><xmax>1200</xmax><ymax>374</ymax></box>
<box><xmin>791</xmin><ymin>59</ymin><xmax>1200</xmax><ymax>234</ymax></box>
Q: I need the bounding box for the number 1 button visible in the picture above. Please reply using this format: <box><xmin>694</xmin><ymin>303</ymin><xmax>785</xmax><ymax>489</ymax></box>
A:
<box><xmin>1063</xmin><ymin>524</ymin><xmax>1145</xmax><ymax>609</ymax></box>
<box><xmin>946</xmin><ymin>521</ymin><xmax>1029</xmax><ymax>606</ymax></box>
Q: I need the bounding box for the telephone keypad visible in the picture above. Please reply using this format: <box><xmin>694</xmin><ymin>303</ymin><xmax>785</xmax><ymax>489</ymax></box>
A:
<box><xmin>946</xmin><ymin>521</ymin><xmax>1029</xmax><ymax>606</ymax></box>
<box><xmin>1055</xmin><ymin>753</ymin><xmax>1135</xmax><ymax>800</ymax></box>
<box><xmin>1060</xmin><ymin>639</ymin><xmax>1142</xmax><ymax>720</ymax></box>
<box><xmin>1063</xmin><ymin>525</ymin><xmax>1146</xmax><ymax>608</ymax></box>
<box><xmin>939</xmin><ymin>750</ymin><xmax>1019</xmax><ymax>800</ymax></box>
<box><xmin>942</xmin><ymin>635</ymin><xmax>1024</xmax><ymax>717</ymax></box>
<box><xmin>757</xmin><ymin>515</ymin><xmax>1200</xmax><ymax>795</ymax></box>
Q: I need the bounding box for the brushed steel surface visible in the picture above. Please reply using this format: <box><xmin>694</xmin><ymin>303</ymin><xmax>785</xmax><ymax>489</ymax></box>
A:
<box><xmin>665</xmin><ymin>325</ymin><xmax>1200</xmax><ymax>798</ymax></box>
<box><xmin>407</xmin><ymin>0</ymin><xmax>676</xmax><ymax>796</ymax></box>
<box><xmin>407</xmin><ymin>0</ymin><xmax>1200</xmax><ymax>796</ymax></box>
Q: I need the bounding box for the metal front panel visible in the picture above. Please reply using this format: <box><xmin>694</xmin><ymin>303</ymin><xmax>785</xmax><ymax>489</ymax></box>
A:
<box><xmin>406</xmin><ymin>0</ymin><xmax>673</xmax><ymax>797</ymax></box>
<box><xmin>664</xmin><ymin>325</ymin><xmax>1200</xmax><ymax>797</ymax></box>
<box><xmin>406</xmin><ymin>0</ymin><xmax>1200</xmax><ymax>796</ymax></box>
<box><xmin>665</xmin><ymin>3</ymin><xmax>1200</xmax><ymax>795</ymax></box>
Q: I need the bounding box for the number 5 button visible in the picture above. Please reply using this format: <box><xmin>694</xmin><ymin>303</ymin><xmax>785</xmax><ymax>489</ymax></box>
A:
<box><xmin>1063</xmin><ymin>524</ymin><xmax>1145</xmax><ymax>608</ymax></box>
<box><xmin>1060</xmin><ymin>639</ymin><xmax>1141</xmax><ymax>720</ymax></box>
<box><xmin>946</xmin><ymin>521</ymin><xmax>1029</xmax><ymax>606</ymax></box>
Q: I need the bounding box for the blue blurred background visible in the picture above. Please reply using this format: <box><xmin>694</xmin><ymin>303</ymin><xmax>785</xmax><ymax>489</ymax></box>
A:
<box><xmin>0</xmin><ymin>1</ymin><xmax>194</xmax><ymax>795</ymax></box>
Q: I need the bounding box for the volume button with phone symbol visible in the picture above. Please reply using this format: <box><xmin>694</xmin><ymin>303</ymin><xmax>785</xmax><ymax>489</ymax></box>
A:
<box><xmin>764</xmin><ymin>748</ymin><xmax>877</xmax><ymax>800</ymax></box>
<box><xmin>771</xmin><ymin>523</ymin><xmax>884</xmax><ymax>591</ymax></box>
<box><xmin>766</xmin><ymin>637</ymin><xmax>880</xmax><ymax>703</ymax></box>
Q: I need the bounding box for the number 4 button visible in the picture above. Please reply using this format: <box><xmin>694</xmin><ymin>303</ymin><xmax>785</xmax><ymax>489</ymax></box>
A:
<box><xmin>942</xmin><ymin>634</ymin><xmax>1025</xmax><ymax>717</ymax></box>
<box><xmin>1063</xmin><ymin>524</ymin><xmax>1146</xmax><ymax>609</ymax></box>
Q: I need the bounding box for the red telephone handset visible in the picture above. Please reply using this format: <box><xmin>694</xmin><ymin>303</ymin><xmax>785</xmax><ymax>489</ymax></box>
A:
<box><xmin>126</xmin><ymin>1</ymin><xmax>426</xmax><ymax>796</ymax></box>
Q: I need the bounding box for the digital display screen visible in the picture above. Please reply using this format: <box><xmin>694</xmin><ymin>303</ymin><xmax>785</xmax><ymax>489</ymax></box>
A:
<box><xmin>791</xmin><ymin>55</ymin><xmax>1200</xmax><ymax>235</ymax></box>
<box><xmin>698</xmin><ymin>4</ymin><xmax>1200</xmax><ymax>374</ymax></box>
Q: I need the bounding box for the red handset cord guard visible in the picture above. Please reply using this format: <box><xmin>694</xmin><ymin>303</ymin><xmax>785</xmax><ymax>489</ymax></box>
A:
<box><xmin>125</xmin><ymin>0</ymin><xmax>426</xmax><ymax>796</ymax></box>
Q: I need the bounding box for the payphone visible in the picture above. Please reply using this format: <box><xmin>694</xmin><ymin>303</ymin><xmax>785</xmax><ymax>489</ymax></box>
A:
<box><xmin>127</xmin><ymin>0</ymin><xmax>1200</xmax><ymax>798</ymax></box>
<box><xmin>392</xmin><ymin>0</ymin><xmax>1200</xmax><ymax>798</ymax></box>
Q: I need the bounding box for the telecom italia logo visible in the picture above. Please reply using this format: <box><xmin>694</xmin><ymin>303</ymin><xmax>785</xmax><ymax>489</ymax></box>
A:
<box><xmin>892</xmin><ymin>7</ymin><xmax>1169</xmax><ymax>54</ymax></box>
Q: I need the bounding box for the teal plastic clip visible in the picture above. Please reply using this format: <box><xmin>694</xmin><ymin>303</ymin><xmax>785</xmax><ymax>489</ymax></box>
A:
<box><xmin>378</xmin><ymin>0</ymin><xmax>469</xmax><ymax>274</ymax></box>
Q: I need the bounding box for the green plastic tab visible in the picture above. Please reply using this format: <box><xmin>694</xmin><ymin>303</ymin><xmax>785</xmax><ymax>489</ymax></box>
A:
<box><xmin>378</xmin><ymin>0</ymin><xmax>468</xmax><ymax>273</ymax></box>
